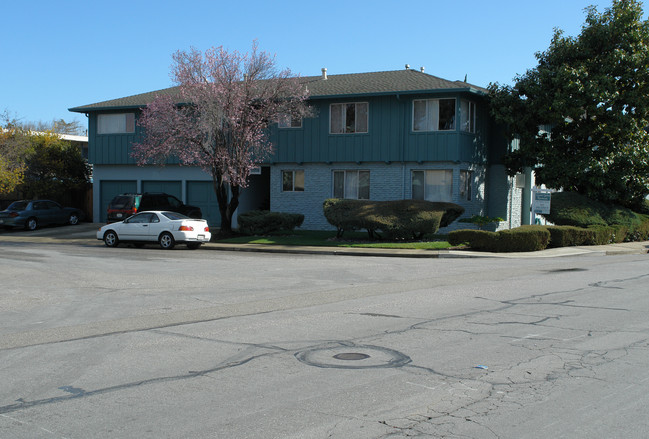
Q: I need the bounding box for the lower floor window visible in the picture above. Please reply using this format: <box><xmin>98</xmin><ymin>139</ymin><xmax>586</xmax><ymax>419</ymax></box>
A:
<box><xmin>333</xmin><ymin>170</ymin><xmax>370</xmax><ymax>199</ymax></box>
<box><xmin>460</xmin><ymin>170</ymin><xmax>473</xmax><ymax>201</ymax></box>
<box><xmin>282</xmin><ymin>170</ymin><xmax>304</xmax><ymax>191</ymax></box>
<box><xmin>412</xmin><ymin>170</ymin><xmax>452</xmax><ymax>202</ymax></box>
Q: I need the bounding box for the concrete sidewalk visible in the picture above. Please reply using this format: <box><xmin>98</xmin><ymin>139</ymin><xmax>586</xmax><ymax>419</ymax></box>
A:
<box><xmin>2</xmin><ymin>222</ymin><xmax>648</xmax><ymax>259</ymax></box>
<box><xmin>206</xmin><ymin>240</ymin><xmax>649</xmax><ymax>258</ymax></box>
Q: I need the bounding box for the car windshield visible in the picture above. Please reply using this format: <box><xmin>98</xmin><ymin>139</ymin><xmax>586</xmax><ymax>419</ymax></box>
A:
<box><xmin>7</xmin><ymin>201</ymin><xmax>28</xmax><ymax>211</ymax></box>
<box><xmin>109</xmin><ymin>196</ymin><xmax>133</xmax><ymax>209</ymax></box>
<box><xmin>161</xmin><ymin>211</ymin><xmax>190</xmax><ymax>220</ymax></box>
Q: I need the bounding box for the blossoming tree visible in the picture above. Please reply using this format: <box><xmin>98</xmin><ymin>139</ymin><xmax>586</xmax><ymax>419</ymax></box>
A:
<box><xmin>132</xmin><ymin>42</ymin><xmax>310</xmax><ymax>233</ymax></box>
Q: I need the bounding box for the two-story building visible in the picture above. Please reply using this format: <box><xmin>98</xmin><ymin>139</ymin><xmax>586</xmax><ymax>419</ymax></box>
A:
<box><xmin>69</xmin><ymin>67</ymin><xmax>531</xmax><ymax>230</ymax></box>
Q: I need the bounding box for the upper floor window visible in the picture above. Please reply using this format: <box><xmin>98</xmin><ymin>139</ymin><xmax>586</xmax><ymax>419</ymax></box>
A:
<box><xmin>333</xmin><ymin>170</ymin><xmax>370</xmax><ymax>199</ymax></box>
<box><xmin>278</xmin><ymin>114</ymin><xmax>302</xmax><ymax>128</ymax></box>
<box><xmin>282</xmin><ymin>170</ymin><xmax>305</xmax><ymax>192</ymax></box>
<box><xmin>412</xmin><ymin>170</ymin><xmax>453</xmax><ymax>202</ymax></box>
<box><xmin>97</xmin><ymin>113</ymin><xmax>135</xmax><ymax>134</ymax></box>
<box><xmin>330</xmin><ymin>103</ymin><xmax>368</xmax><ymax>134</ymax></box>
<box><xmin>413</xmin><ymin>99</ymin><xmax>455</xmax><ymax>132</ymax></box>
<box><xmin>461</xmin><ymin>100</ymin><xmax>477</xmax><ymax>133</ymax></box>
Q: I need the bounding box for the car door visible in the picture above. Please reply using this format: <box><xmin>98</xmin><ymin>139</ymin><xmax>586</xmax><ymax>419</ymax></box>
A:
<box><xmin>45</xmin><ymin>201</ymin><xmax>67</xmax><ymax>224</ymax></box>
<box><xmin>30</xmin><ymin>201</ymin><xmax>52</xmax><ymax>225</ymax></box>
<box><xmin>144</xmin><ymin>213</ymin><xmax>164</xmax><ymax>241</ymax></box>
<box><xmin>119</xmin><ymin>213</ymin><xmax>153</xmax><ymax>240</ymax></box>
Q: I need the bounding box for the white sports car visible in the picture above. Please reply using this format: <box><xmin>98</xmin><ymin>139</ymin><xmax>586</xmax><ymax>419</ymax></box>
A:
<box><xmin>97</xmin><ymin>211</ymin><xmax>211</xmax><ymax>249</ymax></box>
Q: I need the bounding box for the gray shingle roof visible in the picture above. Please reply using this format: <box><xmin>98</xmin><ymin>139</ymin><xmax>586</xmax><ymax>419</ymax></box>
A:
<box><xmin>69</xmin><ymin>69</ymin><xmax>487</xmax><ymax>113</ymax></box>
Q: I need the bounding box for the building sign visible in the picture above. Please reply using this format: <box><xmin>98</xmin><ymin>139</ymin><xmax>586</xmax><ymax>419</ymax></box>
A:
<box><xmin>532</xmin><ymin>188</ymin><xmax>552</xmax><ymax>214</ymax></box>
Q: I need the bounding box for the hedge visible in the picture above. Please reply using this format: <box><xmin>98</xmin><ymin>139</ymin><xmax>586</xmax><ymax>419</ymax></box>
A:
<box><xmin>543</xmin><ymin>192</ymin><xmax>649</xmax><ymax>242</ymax></box>
<box><xmin>448</xmin><ymin>226</ymin><xmax>551</xmax><ymax>252</ymax></box>
<box><xmin>323</xmin><ymin>198</ymin><xmax>464</xmax><ymax>239</ymax></box>
<box><xmin>237</xmin><ymin>210</ymin><xmax>304</xmax><ymax>235</ymax></box>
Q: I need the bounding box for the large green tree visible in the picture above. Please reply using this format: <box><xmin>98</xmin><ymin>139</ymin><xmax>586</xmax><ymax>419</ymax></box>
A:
<box><xmin>0</xmin><ymin>113</ymin><xmax>30</xmax><ymax>195</ymax></box>
<box><xmin>489</xmin><ymin>0</ymin><xmax>649</xmax><ymax>209</ymax></box>
<box><xmin>1</xmin><ymin>111</ymin><xmax>89</xmax><ymax>199</ymax></box>
<box><xmin>21</xmin><ymin>133</ymin><xmax>90</xmax><ymax>200</ymax></box>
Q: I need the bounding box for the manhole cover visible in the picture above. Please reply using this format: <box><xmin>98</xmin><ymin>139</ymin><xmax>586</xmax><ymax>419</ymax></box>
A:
<box><xmin>333</xmin><ymin>353</ymin><xmax>370</xmax><ymax>361</ymax></box>
<box><xmin>295</xmin><ymin>344</ymin><xmax>411</xmax><ymax>369</ymax></box>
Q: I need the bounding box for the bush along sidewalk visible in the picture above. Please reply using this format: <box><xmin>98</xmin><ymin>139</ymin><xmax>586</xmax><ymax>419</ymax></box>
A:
<box><xmin>323</xmin><ymin>198</ymin><xmax>464</xmax><ymax>240</ymax></box>
<box><xmin>448</xmin><ymin>226</ymin><xmax>551</xmax><ymax>252</ymax></box>
<box><xmin>237</xmin><ymin>210</ymin><xmax>304</xmax><ymax>235</ymax></box>
<box><xmin>448</xmin><ymin>193</ymin><xmax>649</xmax><ymax>253</ymax></box>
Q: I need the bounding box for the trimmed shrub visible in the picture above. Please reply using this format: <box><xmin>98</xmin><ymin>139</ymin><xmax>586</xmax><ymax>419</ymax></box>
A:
<box><xmin>448</xmin><ymin>230</ymin><xmax>497</xmax><ymax>250</ymax></box>
<box><xmin>492</xmin><ymin>226</ymin><xmax>550</xmax><ymax>252</ymax></box>
<box><xmin>323</xmin><ymin>198</ymin><xmax>463</xmax><ymax>239</ymax></box>
<box><xmin>432</xmin><ymin>202</ymin><xmax>466</xmax><ymax>228</ymax></box>
<box><xmin>448</xmin><ymin>226</ymin><xmax>550</xmax><ymax>252</ymax></box>
<box><xmin>543</xmin><ymin>192</ymin><xmax>649</xmax><ymax>242</ymax></box>
<box><xmin>238</xmin><ymin>210</ymin><xmax>304</xmax><ymax>235</ymax></box>
<box><xmin>546</xmin><ymin>226</ymin><xmax>595</xmax><ymax>247</ymax></box>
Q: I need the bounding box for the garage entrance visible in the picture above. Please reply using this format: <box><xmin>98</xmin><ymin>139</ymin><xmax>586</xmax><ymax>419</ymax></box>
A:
<box><xmin>100</xmin><ymin>180</ymin><xmax>136</xmax><ymax>222</ymax></box>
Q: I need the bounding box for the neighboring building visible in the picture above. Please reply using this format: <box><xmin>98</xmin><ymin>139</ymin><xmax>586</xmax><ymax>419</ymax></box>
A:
<box><xmin>69</xmin><ymin>67</ymin><xmax>532</xmax><ymax>230</ymax></box>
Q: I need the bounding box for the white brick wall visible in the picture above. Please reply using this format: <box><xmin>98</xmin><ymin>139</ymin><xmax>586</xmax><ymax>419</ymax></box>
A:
<box><xmin>270</xmin><ymin>162</ymin><xmax>491</xmax><ymax>232</ymax></box>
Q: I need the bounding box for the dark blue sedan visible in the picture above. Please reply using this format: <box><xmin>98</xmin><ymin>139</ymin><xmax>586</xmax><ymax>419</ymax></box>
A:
<box><xmin>0</xmin><ymin>200</ymin><xmax>85</xmax><ymax>230</ymax></box>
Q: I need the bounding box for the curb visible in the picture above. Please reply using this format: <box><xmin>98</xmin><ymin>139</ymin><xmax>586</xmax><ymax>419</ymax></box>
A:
<box><xmin>2</xmin><ymin>224</ymin><xmax>648</xmax><ymax>259</ymax></box>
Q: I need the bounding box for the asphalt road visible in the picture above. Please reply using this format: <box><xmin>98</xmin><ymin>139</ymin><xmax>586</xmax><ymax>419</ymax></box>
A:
<box><xmin>1</xmin><ymin>231</ymin><xmax>648</xmax><ymax>438</ymax></box>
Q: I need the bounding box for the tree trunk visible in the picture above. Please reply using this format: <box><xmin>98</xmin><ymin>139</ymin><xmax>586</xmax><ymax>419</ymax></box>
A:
<box><xmin>212</xmin><ymin>171</ymin><xmax>241</xmax><ymax>234</ymax></box>
<box><xmin>213</xmin><ymin>172</ymin><xmax>232</xmax><ymax>233</ymax></box>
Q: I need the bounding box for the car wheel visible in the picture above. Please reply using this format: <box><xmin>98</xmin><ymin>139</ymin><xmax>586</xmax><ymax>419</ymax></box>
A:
<box><xmin>69</xmin><ymin>213</ymin><xmax>80</xmax><ymax>225</ymax></box>
<box><xmin>187</xmin><ymin>243</ymin><xmax>201</xmax><ymax>250</ymax></box>
<box><xmin>103</xmin><ymin>230</ymin><xmax>119</xmax><ymax>247</ymax></box>
<box><xmin>25</xmin><ymin>217</ymin><xmax>38</xmax><ymax>231</ymax></box>
<box><xmin>159</xmin><ymin>232</ymin><xmax>175</xmax><ymax>250</ymax></box>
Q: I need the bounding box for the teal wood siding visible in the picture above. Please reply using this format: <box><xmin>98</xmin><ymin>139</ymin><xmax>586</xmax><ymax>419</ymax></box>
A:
<box><xmin>271</xmin><ymin>94</ymin><xmax>488</xmax><ymax>165</ymax></box>
<box><xmin>88</xmin><ymin>112</ymin><xmax>141</xmax><ymax>165</ymax></box>
<box><xmin>89</xmin><ymin>93</ymin><xmax>489</xmax><ymax>167</ymax></box>
<box><xmin>271</xmin><ymin>97</ymin><xmax>402</xmax><ymax>164</ymax></box>
<box><xmin>89</xmin><ymin>112</ymin><xmax>183</xmax><ymax>165</ymax></box>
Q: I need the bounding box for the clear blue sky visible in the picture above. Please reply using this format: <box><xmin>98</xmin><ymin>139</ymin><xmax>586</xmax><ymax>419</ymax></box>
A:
<box><xmin>1</xmin><ymin>0</ymin><xmax>639</xmax><ymax>130</ymax></box>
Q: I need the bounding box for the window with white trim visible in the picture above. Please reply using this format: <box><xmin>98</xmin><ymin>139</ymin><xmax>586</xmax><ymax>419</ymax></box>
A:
<box><xmin>278</xmin><ymin>114</ymin><xmax>302</xmax><ymax>128</ymax></box>
<box><xmin>460</xmin><ymin>100</ymin><xmax>477</xmax><ymax>133</ymax></box>
<box><xmin>97</xmin><ymin>113</ymin><xmax>135</xmax><ymax>134</ymax></box>
<box><xmin>459</xmin><ymin>170</ymin><xmax>473</xmax><ymax>201</ymax></box>
<box><xmin>412</xmin><ymin>170</ymin><xmax>453</xmax><ymax>202</ymax></box>
<box><xmin>330</xmin><ymin>103</ymin><xmax>368</xmax><ymax>134</ymax></box>
<box><xmin>412</xmin><ymin>99</ymin><xmax>455</xmax><ymax>131</ymax></box>
<box><xmin>282</xmin><ymin>170</ymin><xmax>304</xmax><ymax>191</ymax></box>
<box><xmin>333</xmin><ymin>170</ymin><xmax>370</xmax><ymax>199</ymax></box>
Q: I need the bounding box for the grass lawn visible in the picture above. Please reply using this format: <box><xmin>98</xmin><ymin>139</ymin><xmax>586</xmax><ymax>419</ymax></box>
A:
<box><xmin>216</xmin><ymin>230</ymin><xmax>453</xmax><ymax>250</ymax></box>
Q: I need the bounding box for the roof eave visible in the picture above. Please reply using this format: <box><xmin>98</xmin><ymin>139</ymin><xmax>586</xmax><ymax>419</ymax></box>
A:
<box><xmin>308</xmin><ymin>87</ymin><xmax>487</xmax><ymax>100</ymax></box>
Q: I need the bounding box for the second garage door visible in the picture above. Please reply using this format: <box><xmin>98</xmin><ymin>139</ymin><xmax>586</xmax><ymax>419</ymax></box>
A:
<box><xmin>187</xmin><ymin>181</ymin><xmax>221</xmax><ymax>227</ymax></box>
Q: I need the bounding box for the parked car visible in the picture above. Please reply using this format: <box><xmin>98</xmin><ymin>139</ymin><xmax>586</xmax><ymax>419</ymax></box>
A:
<box><xmin>97</xmin><ymin>211</ymin><xmax>211</xmax><ymax>249</ymax></box>
<box><xmin>106</xmin><ymin>193</ymin><xmax>202</xmax><ymax>223</ymax></box>
<box><xmin>0</xmin><ymin>200</ymin><xmax>85</xmax><ymax>230</ymax></box>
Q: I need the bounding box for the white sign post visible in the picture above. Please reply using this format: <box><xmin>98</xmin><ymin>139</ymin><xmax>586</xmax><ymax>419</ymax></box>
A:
<box><xmin>532</xmin><ymin>188</ymin><xmax>552</xmax><ymax>215</ymax></box>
